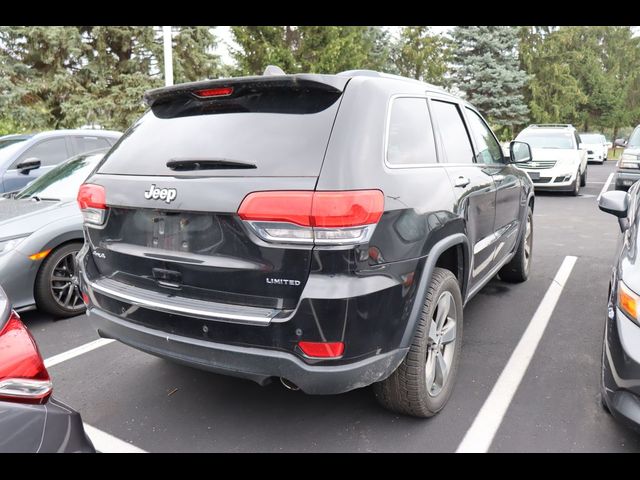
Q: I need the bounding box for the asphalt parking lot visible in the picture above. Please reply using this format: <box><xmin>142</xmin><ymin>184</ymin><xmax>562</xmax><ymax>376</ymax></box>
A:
<box><xmin>20</xmin><ymin>160</ymin><xmax>640</xmax><ymax>452</ymax></box>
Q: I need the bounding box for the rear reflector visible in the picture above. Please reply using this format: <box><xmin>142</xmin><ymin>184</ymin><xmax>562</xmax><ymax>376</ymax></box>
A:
<box><xmin>194</xmin><ymin>87</ymin><xmax>234</xmax><ymax>98</ymax></box>
<box><xmin>238</xmin><ymin>190</ymin><xmax>384</xmax><ymax>245</ymax></box>
<box><xmin>77</xmin><ymin>184</ymin><xmax>107</xmax><ymax>226</ymax></box>
<box><xmin>0</xmin><ymin>311</ymin><xmax>52</xmax><ymax>404</ymax></box>
<box><xmin>298</xmin><ymin>341</ymin><xmax>345</xmax><ymax>358</ymax></box>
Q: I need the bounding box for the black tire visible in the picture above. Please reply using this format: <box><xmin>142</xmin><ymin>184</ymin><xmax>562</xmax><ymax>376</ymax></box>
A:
<box><xmin>570</xmin><ymin>170</ymin><xmax>581</xmax><ymax>196</ymax></box>
<box><xmin>373</xmin><ymin>267</ymin><xmax>463</xmax><ymax>417</ymax></box>
<box><xmin>580</xmin><ymin>166</ymin><xmax>587</xmax><ymax>187</ymax></box>
<box><xmin>499</xmin><ymin>205</ymin><xmax>533</xmax><ymax>283</ymax></box>
<box><xmin>34</xmin><ymin>242</ymin><xmax>86</xmax><ymax>318</ymax></box>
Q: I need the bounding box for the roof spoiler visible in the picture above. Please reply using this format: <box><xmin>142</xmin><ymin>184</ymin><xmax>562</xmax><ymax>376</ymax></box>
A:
<box><xmin>144</xmin><ymin>74</ymin><xmax>349</xmax><ymax>109</ymax></box>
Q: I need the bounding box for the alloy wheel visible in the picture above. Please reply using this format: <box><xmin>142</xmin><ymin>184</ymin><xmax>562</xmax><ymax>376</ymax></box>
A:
<box><xmin>50</xmin><ymin>251</ymin><xmax>84</xmax><ymax>311</ymax></box>
<box><xmin>425</xmin><ymin>291</ymin><xmax>458</xmax><ymax>397</ymax></box>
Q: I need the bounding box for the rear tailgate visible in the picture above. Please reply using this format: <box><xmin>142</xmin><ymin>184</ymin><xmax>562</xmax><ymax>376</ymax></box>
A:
<box><xmin>85</xmin><ymin>75</ymin><xmax>348</xmax><ymax>311</ymax></box>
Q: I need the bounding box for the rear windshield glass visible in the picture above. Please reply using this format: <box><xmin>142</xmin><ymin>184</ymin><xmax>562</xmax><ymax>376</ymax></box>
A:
<box><xmin>97</xmin><ymin>91</ymin><xmax>343</xmax><ymax>178</ymax></box>
<box><xmin>580</xmin><ymin>134</ymin><xmax>603</xmax><ymax>143</ymax></box>
<box><xmin>516</xmin><ymin>131</ymin><xmax>575</xmax><ymax>149</ymax></box>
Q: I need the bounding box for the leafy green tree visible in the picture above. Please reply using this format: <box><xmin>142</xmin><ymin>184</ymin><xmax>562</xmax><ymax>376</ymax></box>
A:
<box><xmin>0</xmin><ymin>26</ymin><xmax>226</xmax><ymax>131</ymax></box>
<box><xmin>392</xmin><ymin>26</ymin><xmax>450</xmax><ymax>85</ymax></box>
<box><xmin>171</xmin><ymin>26</ymin><xmax>223</xmax><ymax>84</ymax></box>
<box><xmin>519</xmin><ymin>26</ymin><xmax>587</xmax><ymax>126</ymax></box>
<box><xmin>451</xmin><ymin>26</ymin><xmax>530</xmax><ymax>138</ymax></box>
<box><xmin>0</xmin><ymin>26</ymin><xmax>85</xmax><ymax>129</ymax></box>
<box><xmin>231</xmin><ymin>26</ymin><xmax>394</xmax><ymax>75</ymax></box>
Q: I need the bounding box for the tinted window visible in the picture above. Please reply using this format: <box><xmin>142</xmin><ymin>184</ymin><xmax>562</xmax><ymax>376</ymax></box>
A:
<box><xmin>465</xmin><ymin>108</ymin><xmax>505</xmax><ymax>165</ymax></box>
<box><xmin>386</xmin><ymin>97</ymin><xmax>437</xmax><ymax>166</ymax></box>
<box><xmin>73</xmin><ymin>136</ymin><xmax>111</xmax><ymax>153</ymax></box>
<box><xmin>14</xmin><ymin>138</ymin><xmax>69</xmax><ymax>168</ymax></box>
<box><xmin>430</xmin><ymin>100</ymin><xmax>474</xmax><ymax>164</ymax></box>
<box><xmin>98</xmin><ymin>87</ymin><xmax>340</xmax><ymax>177</ymax></box>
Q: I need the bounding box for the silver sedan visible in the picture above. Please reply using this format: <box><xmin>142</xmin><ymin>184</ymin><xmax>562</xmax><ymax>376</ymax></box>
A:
<box><xmin>0</xmin><ymin>150</ymin><xmax>105</xmax><ymax>317</ymax></box>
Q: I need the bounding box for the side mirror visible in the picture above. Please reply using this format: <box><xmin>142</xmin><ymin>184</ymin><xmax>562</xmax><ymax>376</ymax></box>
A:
<box><xmin>15</xmin><ymin>158</ymin><xmax>41</xmax><ymax>174</ymax></box>
<box><xmin>599</xmin><ymin>190</ymin><xmax>630</xmax><ymax>231</ymax></box>
<box><xmin>509</xmin><ymin>141</ymin><xmax>532</xmax><ymax>164</ymax></box>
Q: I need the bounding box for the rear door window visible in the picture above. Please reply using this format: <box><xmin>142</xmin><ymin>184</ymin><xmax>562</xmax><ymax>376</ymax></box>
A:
<box><xmin>429</xmin><ymin>100</ymin><xmax>475</xmax><ymax>164</ymax></box>
<box><xmin>72</xmin><ymin>136</ymin><xmax>111</xmax><ymax>154</ymax></box>
<box><xmin>386</xmin><ymin>97</ymin><xmax>437</xmax><ymax>167</ymax></box>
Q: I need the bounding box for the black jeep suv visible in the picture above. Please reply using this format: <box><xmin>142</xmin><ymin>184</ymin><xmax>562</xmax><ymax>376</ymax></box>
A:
<box><xmin>77</xmin><ymin>70</ymin><xmax>534</xmax><ymax>417</ymax></box>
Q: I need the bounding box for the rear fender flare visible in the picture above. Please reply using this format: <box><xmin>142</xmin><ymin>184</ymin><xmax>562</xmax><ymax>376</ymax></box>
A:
<box><xmin>399</xmin><ymin>233</ymin><xmax>471</xmax><ymax>349</ymax></box>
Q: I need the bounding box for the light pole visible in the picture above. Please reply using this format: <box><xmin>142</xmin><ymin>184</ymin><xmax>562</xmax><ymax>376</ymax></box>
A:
<box><xmin>163</xmin><ymin>26</ymin><xmax>174</xmax><ymax>86</ymax></box>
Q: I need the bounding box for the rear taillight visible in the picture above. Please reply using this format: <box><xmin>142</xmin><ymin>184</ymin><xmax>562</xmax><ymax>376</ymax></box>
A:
<box><xmin>77</xmin><ymin>183</ymin><xmax>107</xmax><ymax>226</ymax></box>
<box><xmin>0</xmin><ymin>311</ymin><xmax>52</xmax><ymax>404</ymax></box>
<box><xmin>238</xmin><ymin>190</ymin><xmax>384</xmax><ymax>245</ymax></box>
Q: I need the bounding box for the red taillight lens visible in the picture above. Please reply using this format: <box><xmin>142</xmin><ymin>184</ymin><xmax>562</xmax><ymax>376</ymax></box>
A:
<box><xmin>311</xmin><ymin>191</ymin><xmax>384</xmax><ymax>227</ymax></box>
<box><xmin>298</xmin><ymin>341</ymin><xmax>345</xmax><ymax>358</ymax></box>
<box><xmin>0</xmin><ymin>312</ymin><xmax>52</xmax><ymax>404</ymax></box>
<box><xmin>237</xmin><ymin>190</ymin><xmax>384</xmax><ymax>245</ymax></box>
<box><xmin>238</xmin><ymin>191</ymin><xmax>314</xmax><ymax>226</ymax></box>
<box><xmin>77</xmin><ymin>184</ymin><xmax>107</xmax><ymax>226</ymax></box>
<box><xmin>194</xmin><ymin>87</ymin><xmax>234</xmax><ymax>98</ymax></box>
<box><xmin>77</xmin><ymin>183</ymin><xmax>106</xmax><ymax>210</ymax></box>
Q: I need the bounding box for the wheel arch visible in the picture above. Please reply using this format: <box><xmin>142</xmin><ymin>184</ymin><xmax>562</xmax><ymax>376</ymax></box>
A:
<box><xmin>399</xmin><ymin>233</ymin><xmax>471</xmax><ymax>349</ymax></box>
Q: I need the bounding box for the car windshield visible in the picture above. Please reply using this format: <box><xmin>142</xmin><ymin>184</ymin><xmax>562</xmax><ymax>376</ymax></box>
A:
<box><xmin>14</xmin><ymin>151</ymin><xmax>104</xmax><ymax>201</ymax></box>
<box><xmin>516</xmin><ymin>131</ymin><xmax>575</xmax><ymax>149</ymax></box>
<box><xmin>628</xmin><ymin>128</ymin><xmax>640</xmax><ymax>148</ymax></box>
<box><xmin>0</xmin><ymin>141</ymin><xmax>27</xmax><ymax>164</ymax></box>
<box><xmin>580</xmin><ymin>134</ymin><xmax>603</xmax><ymax>144</ymax></box>
<box><xmin>0</xmin><ymin>137</ymin><xmax>28</xmax><ymax>150</ymax></box>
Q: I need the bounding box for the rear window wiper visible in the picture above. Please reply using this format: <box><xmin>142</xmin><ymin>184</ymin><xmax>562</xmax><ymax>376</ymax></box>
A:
<box><xmin>166</xmin><ymin>159</ymin><xmax>256</xmax><ymax>171</ymax></box>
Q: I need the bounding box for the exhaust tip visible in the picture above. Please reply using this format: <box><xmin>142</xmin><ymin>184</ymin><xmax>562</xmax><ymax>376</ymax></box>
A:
<box><xmin>280</xmin><ymin>377</ymin><xmax>300</xmax><ymax>391</ymax></box>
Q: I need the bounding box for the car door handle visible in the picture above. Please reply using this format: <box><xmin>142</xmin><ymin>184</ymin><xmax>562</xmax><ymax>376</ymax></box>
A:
<box><xmin>454</xmin><ymin>176</ymin><xmax>470</xmax><ymax>188</ymax></box>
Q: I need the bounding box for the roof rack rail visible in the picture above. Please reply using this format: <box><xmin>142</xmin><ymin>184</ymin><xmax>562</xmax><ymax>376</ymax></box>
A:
<box><xmin>528</xmin><ymin>123</ymin><xmax>573</xmax><ymax>128</ymax></box>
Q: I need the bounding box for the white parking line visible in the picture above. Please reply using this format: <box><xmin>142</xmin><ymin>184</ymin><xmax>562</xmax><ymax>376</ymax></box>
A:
<box><xmin>44</xmin><ymin>338</ymin><xmax>115</xmax><ymax>368</ymax></box>
<box><xmin>597</xmin><ymin>173</ymin><xmax>614</xmax><ymax>201</ymax></box>
<box><xmin>83</xmin><ymin>423</ymin><xmax>147</xmax><ymax>453</ymax></box>
<box><xmin>456</xmin><ymin>255</ymin><xmax>578</xmax><ymax>453</ymax></box>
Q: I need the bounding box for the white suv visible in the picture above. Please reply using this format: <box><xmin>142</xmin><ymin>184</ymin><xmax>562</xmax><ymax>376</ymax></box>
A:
<box><xmin>514</xmin><ymin>124</ymin><xmax>588</xmax><ymax>196</ymax></box>
<box><xmin>579</xmin><ymin>132</ymin><xmax>608</xmax><ymax>163</ymax></box>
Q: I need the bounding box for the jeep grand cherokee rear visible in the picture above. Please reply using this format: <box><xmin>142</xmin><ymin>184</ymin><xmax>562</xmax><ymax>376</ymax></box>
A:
<box><xmin>77</xmin><ymin>71</ymin><xmax>534</xmax><ymax>417</ymax></box>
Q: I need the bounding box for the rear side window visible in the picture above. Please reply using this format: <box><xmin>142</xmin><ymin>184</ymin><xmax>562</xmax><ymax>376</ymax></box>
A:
<box><xmin>386</xmin><ymin>97</ymin><xmax>437</xmax><ymax>166</ymax></box>
<box><xmin>13</xmin><ymin>137</ymin><xmax>69</xmax><ymax>168</ymax></box>
<box><xmin>73</xmin><ymin>136</ymin><xmax>111</xmax><ymax>154</ymax></box>
<box><xmin>430</xmin><ymin>100</ymin><xmax>474</xmax><ymax>164</ymax></box>
<box><xmin>98</xmin><ymin>86</ymin><xmax>343</xmax><ymax>178</ymax></box>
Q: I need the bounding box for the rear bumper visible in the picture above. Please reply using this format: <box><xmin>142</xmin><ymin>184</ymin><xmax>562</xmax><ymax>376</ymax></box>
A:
<box><xmin>602</xmin><ymin>307</ymin><xmax>640</xmax><ymax>432</ymax></box>
<box><xmin>89</xmin><ymin>306</ymin><xmax>407</xmax><ymax>394</ymax></box>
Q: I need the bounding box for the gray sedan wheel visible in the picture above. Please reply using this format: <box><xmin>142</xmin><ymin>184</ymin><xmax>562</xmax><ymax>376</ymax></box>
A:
<box><xmin>34</xmin><ymin>242</ymin><xmax>86</xmax><ymax>318</ymax></box>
